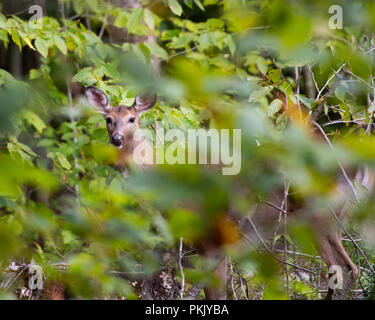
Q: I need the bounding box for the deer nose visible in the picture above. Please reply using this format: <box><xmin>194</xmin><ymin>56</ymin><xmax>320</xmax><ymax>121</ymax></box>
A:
<box><xmin>111</xmin><ymin>134</ymin><xmax>124</xmax><ymax>147</ymax></box>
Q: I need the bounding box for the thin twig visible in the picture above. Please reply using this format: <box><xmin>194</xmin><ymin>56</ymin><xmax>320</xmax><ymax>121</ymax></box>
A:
<box><xmin>262</xmin><ymin>200</ymin><xmax>286</xmax><ymax>213</ymax></box>
<box><xmin>4</xmin><ymin>1</ymin><xmax>43</xmax><ymax>17</ymax></box>
<box><xmin>243</xmin><ymin>217</ymin><xmax>315</xmax><ymax>274</ymax></box>
<box><xmin>235</xmin><ymin>266</ymin><xmax>249</xmax><ymax>300</ymax></box>
<box><xmin>312</xmin><ymin>121</ymin><xmax>360</xmax><ymax>204</ymax></box>
<box><xmin>228</xmin><ymin>257</ymin><xmax>238</xmax><ymax>300</ymax></box>
<box><xmin>365</xmin><ymin>47</ymin><xmax>375</xmax><ymax>55</ymax></box>
<box><xmin>366</xmin><ymin>69</ymin><xmax>375</xmax><ymax>135</ymax></box>
<box><xmin>316</xmin><ymin>64</ymin><xmax>346</xmax><ymax>101</ymax></box>
<box><xmin>85</xmin><ymin>7</ymin><xmax>91</xmax><ymax>30</ymax></box>
<box><xmin>317</xmin><ymin>261</ymin><xmax>322</xmax><ymax>299</ymax></box>
<box><xmin>294</xmin><ymin>66</ymin><xmax>303</xmax><ymax>118</ymax></box>
<box><xmin>310</xmin><ymin>65</ymin><xmax>344</xmax><ymax>121</ymax></box>
<box><xmin>272</xmin><ymin>249</ymin><xmax>322</xmax><ymax>259</ymax></box>
<box><xmin>178</xmin><ymin>237</ymin><xmax>185</xmax><ymax>299</ymax></box>
<box><xmin>365</xmin><ymin>111</ymin><xmax>374</xmax><ymax>135</ymax></box>
<box><xmin>344</xmin><ymin>69</ymin><xmax>374</xmax><ymax>90</ymax></box>
<box><xmin>99</xmin><ymin>0</ymin><xmax>111</xmax><ymax>39</ymax></box>
<box><xmin>48</xmin><ymin>240</ymin><xmax>66</xmax><ymax>260</ymax></box>
<box><xmin>283</xmin><ymin>181</ymin><xmax>290</xmax><ymax>297</ymax></box>
<box><xmin>322</xmin><ymin>118</ymin><xmax>366</xmax><ymax>127</ymax></box>
<box><xmin>328</xmin><ymin>205</ymin><xmax>375</xmax><ymax>276</ymax></box>
<box><xmin>324</xmin><ymin>31</ymin><xmax>354</xmax><ymax>47</ymax></box>
<box><xmin>308</xmin><ymin>64</ymin><xmax>320</xmax><ymax>94</ymax></box>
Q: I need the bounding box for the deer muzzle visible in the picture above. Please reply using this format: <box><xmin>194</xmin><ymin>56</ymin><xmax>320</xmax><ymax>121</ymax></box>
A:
<box><xmin>111</xmin><ymin>133</ymin><xmax>124</xmax><ymax>148</ymax></box>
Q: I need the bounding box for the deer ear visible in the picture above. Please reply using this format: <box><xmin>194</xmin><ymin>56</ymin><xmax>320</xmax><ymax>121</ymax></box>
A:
<box><xmin>85</xmin><ymin>86</ymin><xmax>111</xmax><ymax>113</ymax></box>
<box><xmin>134</xmin><ymin>92</ymin><xmax>157</xmax><ymax>114</ymax></box>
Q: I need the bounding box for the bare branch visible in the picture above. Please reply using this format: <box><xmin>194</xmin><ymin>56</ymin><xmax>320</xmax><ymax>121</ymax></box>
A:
<box><xmin>99</xmin><ymin>0</ymin><xmax>111</xmax><ymax>39</ymax></box>
<box><xmin>243</xmin><ymin>217</ymin><xmax>316</xmax><ymax>275</ymax></box>
<box><xmin>261</xmin><ymin>200</ymin><xmax>286</xmax><ymax>213</ymax></box>
<box><xmin>316</xmin><ymin>64</ymin><xmax>346</xmax><ymax>101</ymax></box>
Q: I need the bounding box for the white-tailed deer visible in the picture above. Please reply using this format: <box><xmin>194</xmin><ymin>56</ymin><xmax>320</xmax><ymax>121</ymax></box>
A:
<box><xmin>85</xmin><ymin>86</ymin><xmax>156</xmax><ymax>168</ymax></box>
<box><xmin>86</xmin><ymin>86</ymin><xmax>373</xmax><ymax>300</ymax></box>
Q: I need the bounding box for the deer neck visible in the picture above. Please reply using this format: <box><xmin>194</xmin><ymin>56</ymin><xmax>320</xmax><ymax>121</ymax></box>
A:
<box><xmin>117</xmin><ymin>137</ymin><xmax>154</xmax><ymax>170</ymax></box>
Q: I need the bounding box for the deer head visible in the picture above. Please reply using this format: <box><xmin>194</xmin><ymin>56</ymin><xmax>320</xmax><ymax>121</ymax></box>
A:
<box><xmin>85</xmin><ymin>86</ymin><xmax>156</xmax><ymax>149</ymax></box>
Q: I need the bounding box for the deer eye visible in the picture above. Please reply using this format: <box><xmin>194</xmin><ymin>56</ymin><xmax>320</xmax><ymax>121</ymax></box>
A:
<box><xmin>129</xmin><ymin>117</ymin><xmax>136</xmax><ymax>123</ymax></box>
<box><xmin>106</xmin><ymin>117</ymin><xmax>113</xmax><ymax>125</ymax></box>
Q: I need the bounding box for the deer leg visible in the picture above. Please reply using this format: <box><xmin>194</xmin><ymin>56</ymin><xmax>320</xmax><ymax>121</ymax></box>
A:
<box><xmin>318</xmin><ymin>232</ymin><xmax>358</xmax><ymax>300</ymax></box>
<box><xmin>318</xmin><ymin>236</ymin><xmax>337</xmax><ymax>300</ymax></box>
<box><xmin>330</xmin><ymin>233</ymin><xmax>359</xmax><ymax>297</ymax></box>
<box><xmin>203</xmin><ymin>257</ymin><xmax>227</xmax><ymax>300</ymax></box>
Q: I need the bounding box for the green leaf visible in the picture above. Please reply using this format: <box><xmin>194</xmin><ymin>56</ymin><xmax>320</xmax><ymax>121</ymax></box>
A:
<box><xmin>24</xmin><ymin>111</ymin><xmax>47</xmax><ymax>133</ymax></box>
<box><xmin>0</xmin><ymin>69</ymin><xmax>14</xmax><ymax>83</ymax></box>
<box><xmin>335</xmin><ymin>86</ymin><xmax>346</xmax><ymax>102</ymax></box>
<box><xmin>61</xmin><ymin>230</ymin><xmax>77</xmax><ymax>245</ymax></box>
<box><xmin>144</xmin><ymin>42</ymin><xmax>168</xmax><ymax>60</ymax></box>
<box><xmin>114</xmin><ymin>12</ymin><xmax>128</xmax><ymax>28</ymax></box>
<box><xmin>55</xmin><ymin>152</ymin><xmax>71</xmax><ymax>171</ymax></box>
<box><xmin>267</xmin><ymin>69</ymin><xmax>282</xmax><ymax>85</ymax></box>
<box><xmin>24</xmin><ymin>38</ymin><xmax>36</xmax><ymax>50</ymax></box>
<box><xmin>0</xmin><ymin>15</ymin><xmax>5</xmax><ymax>29</ymax></box>
<box><xmin>140</xmin><ymin>110</ymin><xmax>155</xmax><ymax>128</ymax></box>
<box><xmin>72</xmin><ymin>67</ymin><xmax>96</xmax><ymax>85</ymax></box>
<box><xmin>268</xmin><ymin>99</ymin><xmax>283</xmax><ymax>117</ymax></box>
<box><xmin>0</xmin><ymin>30</ymin><xmax>8</xmax><ymax>46</ymax></box>
<box><xmin>295</xmin><ymin>94</ymin><xmax>315</xmax><ymax>109</ymax></box>
<box><xmin>99</xmin><ymin>63</ymin><xmax>119</xmax><ymax>79</ymax></box>
<box><xmin>168</xmin><ymin>0</ymin><xmax>183</xmax><ymax>16</ymax></box>
<box><xmin>29</xmin><ymin>69</ymin><xmax>42</xmax><ymax>80</ymax></box>
<box><xmin>193</xmin><ymin>0</ymin><xmax>205</xmax><ymax>11</ymax></box>
<box><xmin>199</xmin><ymin>33</ymin><xmax>211</xmax><ymax>51</ymax></box>
<box><xmin>72</xmin><ymin>0</ymin><xmax>85</xmax><ymax>14</ymax></box>
<box><xmin>9</xmin><ymin>136</ymin><xmax>38</xmax><ymax>157</ymax></box>
<box><xmin>35</xmin><ymin>37</ymin><xmax>49</xmax><ymax>58</ymax></box>
<box><xmin>11</xmin><ymin>30</ymin><xmax>22</xmax><ymax>51</ymax></box>
<box><xmin>170</xmin><ymin>34</ymin><xmax>193</xmax><ymax>49</ymax></box>
<box><xmin>256</xmin><ymin>56</ymin><xmax>268</xmax><ymax>76</ymax></box>
<box><xmin>226</xmin><ymin>35</ymin><xmax>236</xmax><ymax>56</ymax></box>
<box><xmin>7</xmin><ymin>143</ymin><xmax>33</xmax><ymax>165</ymax></box>
<box><xmin>54</xmin><ymin>35</ymin><xmax>67</xmax><ymax>55</ymax></box>
<box><xmin>184</xmin><ymin>0</ymin><xmax>193</xmax><ymax>9</ymax></box>
<box><xmin>144</xmin><ymin>9</ymin><xmax>155</xmax><ymax>30</ymax></box>
<box><xmin>248</xmin><ymin>86</ymin><xmax>273</xmax><ymax>103</ymax></box>
<box><xmin>276</xmin><ymin>113</ymin><xmax>287</xmax><ymax>130</ymax></box>
<box><xmin>78</xmin><ymin>135</ymin><xmax>90</xmax><ymax>146</ymax></box>
<box><xmin>127</xmin><ymin>8</ymin><xmax>143</xmax><ymax>33</ymax></box>
<box><xmin>96</xmin><ymin>43</ymin><xmax>111</xmax><ymax>59</ymax></box>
